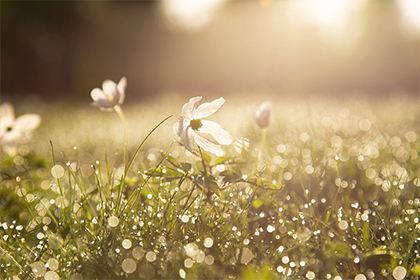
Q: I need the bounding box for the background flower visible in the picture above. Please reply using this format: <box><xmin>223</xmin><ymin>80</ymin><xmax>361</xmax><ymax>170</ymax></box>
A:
<box><xmin>249</xmin><ymin>101</ymin><xmax>272</xmax><ymax>128</ymax></box>
<box><xmin>90</xmin><ymin>77</ymin><xmax>127</xmax><ymax>111</ymax></box>
<box><xmin>0</xmin><ymin>102</ymin><xmax>41</xmax><ymax>156</ymax></box>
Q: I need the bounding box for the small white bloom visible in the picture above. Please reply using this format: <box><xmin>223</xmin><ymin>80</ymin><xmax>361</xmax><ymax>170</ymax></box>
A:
<box><xmin>0</xmin><ymin>102</ymin><xmax>41</xmax><ymax>156</ymax></box>
<box><xmin>249</xmin><ymin>101</ymin><xmax>272</xmax><ymax>128</ymax></box>
<box><xmin>90</xmin><ymin>77</ymin><xmax>127</xmax><ymax>110</ymax></box>
<box><xmin>174</xmin><ymin>96</ymin><xmax>232</xmax><ymax>157</ymax></box>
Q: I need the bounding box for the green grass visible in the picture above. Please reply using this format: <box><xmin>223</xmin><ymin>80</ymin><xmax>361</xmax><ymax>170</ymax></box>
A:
<box><xmin>1</xmin><ymin>95</ymin><xmax>419</xmax><ymax>280</ymax></box>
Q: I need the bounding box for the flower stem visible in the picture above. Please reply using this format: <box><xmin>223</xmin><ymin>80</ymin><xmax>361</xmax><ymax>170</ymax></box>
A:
<box><xmin>198</xmin><ymin>146</ymin><xmax>207</xmax><ymax>176</ymax></box>
<box><xmin>114</xmin><ymin>104</ymin><xmax>128</xmax><ymax>169</ymax></box>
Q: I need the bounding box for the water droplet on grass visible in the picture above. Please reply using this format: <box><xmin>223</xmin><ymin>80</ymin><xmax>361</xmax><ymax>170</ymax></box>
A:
<box><xmin>185</xmin><ymin>243</ymin><xmax>199</xmax><ymax>257</ymax></box>
<box><xmin>184</xmin><ymin>258</ymin><xmax>194</xmax><ymax>268</ymax></box>
<box><xmin>122</xmin><ymin>239</ymin><xmax>132</xmax><ymax>249</ymax></box>
<box><xmin>181</xmin><ymin>215</ymin><xmax>189</xmax><ymax>223</ymax></box>
<box><xmin>339</xmin><ymin>220</ymin><xmax>348</xmax><ymax>230</ymax></box>
<box><xmin>392</xmin><ymin>266</ymin><xmax>407</xmax><ymax>280</ymax></box>
<box><xmin>51</xmin><ymin>165</ymin><xmax>64</xmax><ymax>179</ymax></box>
<box><xmin>203</xmin><ymin>237</ymin><xmax>214</xmax><ymax>248</ymax></box>
<box><xmin>44</xmin><ymin>271</ymin><xmax>59</xmax><ymax>280</ymax></box>
<box><xmin>31</xmin><ymin>261</ymin><xmax>46</xmax><ymax>277</ymax></box>
<box><xmin>240</xmin><ymin>247</ymin><xmax>253</xmax><ymax>264</ymax></box>
<box><xmin>145</xmin><ymin>251</ymin><xmax>157</xmax><ymax>262</ymax></box>
<box><xmin>267</xmin><ymin>225</ymin><xmax>276</xmax><ymax>233</ymax></box>
<box><xmin>354</xmin><ymin>274</ymin><xmax>366</xmax><ymax>280</ymax></box>
<box><xmin>205</xmin><ymin>255</ymin><xmax>214</xmax><ymax>265</ymax></box>
<box><xmin>46</xmin><ymin>258</ymin><xmax>59</xmax><ymax>270</ymax></box>
<box><xmin>108</xmin><ymin>215</ymin><xmax>119</xmax><ymax>227</ymax></box>
<box><xmin>121</xmin><ymin>258</ymin><xmax>137</xmax><ymax>274</ymax></box>
<box><xmin>306</xmin><ymin>271</ymin><xmax>315</xmax><ymax>279</ymax></box>
<box><xmin>179</xmin><ymin>269</ymin><xmax>186</xmax><ymax>279</ymax></box>
<box><xmin>132</xmin><ymin>247</ymin><xmax>144</xmax><ymax>260</ymax></box>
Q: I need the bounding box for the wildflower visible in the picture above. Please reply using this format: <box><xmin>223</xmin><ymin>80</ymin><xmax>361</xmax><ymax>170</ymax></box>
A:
<box><xmin>249</xmin><ymin>101</ymin><xmax>272</xmax><ymax>128</ymax></box>
<box><xmin>0</xmin><ymin>102</ymin><xmax>41</xmax><ymax>156</ymax></box>
<box><xmin>174</xmin><ymin>96</ymin><xmax>232</xmax><ymax>156</ymax></box>
<box><xmin>90</xmin><ymin>77</ymin><xmax>127</xmax><ymax>110</ymax></box>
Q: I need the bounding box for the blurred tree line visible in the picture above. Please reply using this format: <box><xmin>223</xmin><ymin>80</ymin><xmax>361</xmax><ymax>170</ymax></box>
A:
<box><xmin>1</xmin><ymin>1</ymin><xmax>419</xmax><ymax>102</ymax></box>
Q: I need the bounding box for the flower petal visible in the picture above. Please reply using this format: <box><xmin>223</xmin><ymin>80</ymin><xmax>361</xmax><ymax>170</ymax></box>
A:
<box><xmin>102</xmin><ymin>79</ymin><xmax>119</xmax><ymax>101</ymax></box>
<box><xmin>0</xmin><ymin>102</ymin><xmax>15</xmax><ymax>128</ymax></box>
<box><xmin>256</xmin><ymin>101</ymin><xmax>271</xmax><ymax>128</ymax></box>
<box><xmin>181</xmin><ymin>96</ymin><xmax>202</xmax><ymax>120</ymax></box>
<box><xmin>90</xmin><ymin>88</ymin><xmax>106</xmax><ymax>102</ymax></box>
<box><xmin>199</xmin><ymin>120</ymin><xmax>232</xmax><ymax>145</ymax></box>
<box><xmin>173</xmin><ymin>116</ymin><xmax>188</xmax><ymax>137</ymax></box>
<box><xmin>194</xmin><ymin>132</ymin><xmax>225</xmax><ymax>157</ymax></box>
<box><xmin>13</xmin><ymin>114</ymin><xmax>41</xmax><ymax>133</ymax></box>
<box><xmin>117</xmin><ymin>77</ymin><xmax>127</xmax><ymax>104</ymax></box>
<box><xmin>194</xmin><ymin>97</ymin><xmax>225</xmax><ymax>119</ymax></box>
<box><xmin>180</xmin><ymin>125</ymin><xmax>195</xmax><ymax>152</ymax></box>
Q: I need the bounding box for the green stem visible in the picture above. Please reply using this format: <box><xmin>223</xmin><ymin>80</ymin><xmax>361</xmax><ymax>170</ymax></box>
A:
<box><xmin>116</xmin><ymin>115</ymin><xmax>172</xmax><ymax>214</ymax></box>
<box><xmin>114</xmin><ymin>104</ymin><xmax>128</xmax><ymax>169</ymax></box>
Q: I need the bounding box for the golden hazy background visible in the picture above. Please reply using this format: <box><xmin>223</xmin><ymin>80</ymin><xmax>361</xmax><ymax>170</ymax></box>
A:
<box><xmin>1</xmin><ymin>0</ymin><xmax>419</xmax><ymax>102</ymax></box>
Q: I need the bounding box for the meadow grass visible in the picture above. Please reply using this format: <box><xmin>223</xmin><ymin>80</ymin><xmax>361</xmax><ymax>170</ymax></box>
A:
<box><xmin>0</xmin><ymin>95</ymin><xmax>419</xmax><ymax>280</ymax></box>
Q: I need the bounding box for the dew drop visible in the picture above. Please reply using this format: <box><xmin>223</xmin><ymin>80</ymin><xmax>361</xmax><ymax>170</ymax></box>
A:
<box><xmin>267</xmin><ymin>225</ymin><xmax>276</xmax><ymax>233</ymax></box>
<box><xmin>31</xmin><ymin>261</ymin><xmax>46</xmax><ymax>277</ymax></box>
<box><xmin>51</xmin><ymin>165</ymin><xmax>65</xmax><ymax>179</ymax></box>
<box><xmin>122</xmin><ymin>239</ymin><xmax>132</xmax><ymax>249</ymax></box>
<box><xmin>44</xmin><ymin>271</ymin><xmax>59</xmax><ymax>280</ymax></box>
<box><xmin>204</xmin><ymin>237</ymin><xmax>214</xmax><ymax>248</ymax></box>
<box><xmin>282</xmin><ymin>256</ymin><xmax>290</xmax><ymax>264</ymax></box>
<box><xmin>121</xmin><ymin>258</ymin><xmax>137</xmax><ymax>274</ymax></box>
<box><xmin>196</xmin><ymin>250</ymin><xmax>205</xmax><ymax>263</ymax></box>
<box><xmin>359</xmin><ymin>119</ymin><xmax>371</xmax><ymax>131</ymax></box>
<box><xmin>145</xmin><ymin>251</ymin><xmax>157</xmax><ymax>262</ymax></box>
<box><xmin>354</xmin><ymin>274</ymin><xmax>366</xmax><ymax>280</ymax></box>
<box><xmin>132</xmin><ymin>247</ymin><xmax>144</xmax><ymax>260</ymax></box>
<box><xmin>205</xmin><ymin>255</ymin><xmax>214</xmax><ymax>265</ymax></box>
<box><xmin>184</xmin><ymin>258</ymin><xmax>194</xmax><ymax>268</ymax></box>
<box><xmin>240</xmin><ymin>247</ymin><xmax>253</xmax><ymax>264</ymax></box>
<box><xmin>181</xmin><ymin>215</ymin><xmax>189</xmax><ymax>223</ymax></box>
<box><xmin>338</xmin><ymin>220</ymin><xmax>348</xmax><ymax>230</ymax></box>
<box><xmin>284</xmin><ymin>172</ymin><xmax>292</xmax><ymax>181</ymax></box>
<box><xmin>179</xmin><ymin>269</ymin><xmax>186</xmax><ymax>279</ymax></box>
<box><xmin>185</xmin><ymin>243</ymin><xmax>199</xmax><ymax>257</ymax></box>
<box><xmin>392</xmin><ymin>266</ymin><xmax>407</xmax><ymax>280</ymax></box>
<box><xmin>46</xmin><ymin>258</ymin><xmax>59</xmax><ymax>271</ymax></box>
<box><xmin>361</xmin><ymin>213</ymin><xmax>369</xmax><ymax>221</ymax></box>
<box><xmin>306</xmin><ymin>271</ymin><xmax>316</xmax><ymax>279</ymax></box>
<box><xmin>108</xmin><ymin>215</ymin><xmax>119</xmax><ymax>227</ymax></box>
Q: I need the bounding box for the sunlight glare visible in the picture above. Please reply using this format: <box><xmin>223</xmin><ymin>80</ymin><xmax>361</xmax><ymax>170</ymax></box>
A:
<box><xmin>397</xmin><ymin>0</ymin><xmax>420</xmax><ymax>31</ymax></box>
<box><xmin>309</xmin><ymin>0</ymin><xmax>350</xmax><ymax>26</ymax></box>
<box><xmin>161</xmin><ymin>0</ymin><xmax>226</xmax><ymax>31</ymax></box>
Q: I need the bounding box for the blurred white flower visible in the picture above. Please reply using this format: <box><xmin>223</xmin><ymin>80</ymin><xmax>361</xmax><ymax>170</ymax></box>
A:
<box><xmin>0</xmin><ymin>102</ymin><xmax>41</xmax><ymax>156</ymax></box>
<box><xmin>249</xmin><ymin>101</ymin><xmax>272</xmax><ymax>128</ymax></box>
<box><xmin>90</xmin><ymin>77</ymin><xmax>127</xmax><ymax>111</ymax></box>
<box><xmin>174</xmin><ymin>96</ymin><xmax>232</xmax><ymax>156</ymax></box>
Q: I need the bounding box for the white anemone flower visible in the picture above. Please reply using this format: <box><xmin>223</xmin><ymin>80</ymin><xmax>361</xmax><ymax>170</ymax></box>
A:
<box><xmin>174</xmin><ymin>96</ymin><xmax>232</xmax><ymax>157</ymax></box>
<box><xmin>0</xmin><ymin>102</ymin><xmax>41</xmax><ymax>156</ymax></box>
<box><xmin>249</xmin><ymin>101</ymin><xmax>272</xmax><ymax>128</ymax></box>
<box><xmin>90</xmin><ymin>77</ymin><xmax>127</xmax><ymax>111</ymax></box>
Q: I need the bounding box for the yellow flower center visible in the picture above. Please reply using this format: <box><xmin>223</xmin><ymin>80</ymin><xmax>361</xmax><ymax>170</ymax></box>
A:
<box><xmin>190</xmin><ymin>119</ymin><xmax>202</xmax><ymax>131</ymax></box>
